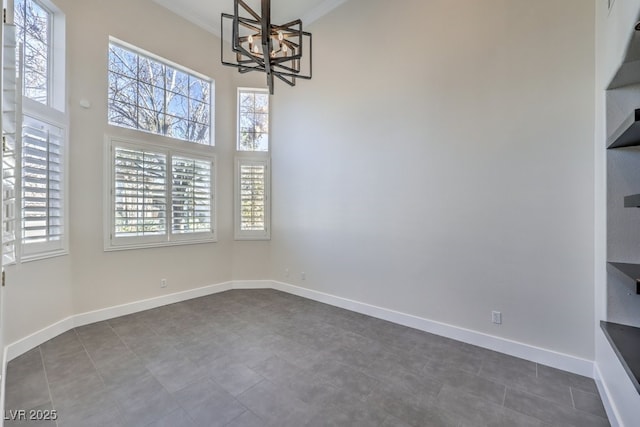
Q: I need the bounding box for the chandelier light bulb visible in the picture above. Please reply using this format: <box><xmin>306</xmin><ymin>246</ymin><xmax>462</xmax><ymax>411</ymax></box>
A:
<box><xmin>253</xmin><ymin>44</ymin><xmax>260</xmax><ymax>54</ymax></box>
<box><xmin>248</xmin><ymin>35</ymin><xmax>254</xmax><ymax>44</ymax></box>
<box><xmin>278</xmin><ymin>31</ymin><xmax>284</xmax><ymax>41</ymax></box>
<box><xmin>282</xmin><ymin>44</ymin><xmax>288</xmax><ymax>53</ymax></box>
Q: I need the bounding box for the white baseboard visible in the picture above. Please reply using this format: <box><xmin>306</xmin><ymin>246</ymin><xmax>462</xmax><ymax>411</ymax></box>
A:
<box><xmin>6</xmin><ymin>316</ymin><xmax>75</xmax><ymax>362</ymax></box>
<box><xmin>5</xmin><ymin>281</ymin><xmax>233</xmax><ymax>362</ymax></box>
<box><xmin>594</xmin><ymin>363</ymin><xmax>622</xmax><ymax>427</ymax></box>
<box><xmin>72</xmin><ymin>281</ymin><xmax>233</xmax><ymax>328</ymax></box>
<box><xmin>271</xmin><ymin>281</ymin><xmax>595</xmax><ymax>378</ymax></box>
<box><xmin>232</xmin><ymin>280</ymin><xmax>274</xmax><ymax>290</ymax></box>
<box><xmin>4</xmin><ymin>279</ymin><xmax>594</xmax><ymax>379</ymax></box>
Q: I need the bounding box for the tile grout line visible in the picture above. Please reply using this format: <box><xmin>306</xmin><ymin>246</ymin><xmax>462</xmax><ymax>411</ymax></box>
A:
<box><xmin>569</xmin><ymin>386</ymin><xmax>576</xmax><ymax>409</ymax></box>
<box><xmin>37</xmin><ymin>346</ymin><xmax>59</xmax><ymax>427</ymax></box>
<box><xmin>105</xmin><ymin>317</ymin><xmax>201</xmax><ymax>426</ymax></box>
<box><xmin>72</xmin><ymin>327</ymin><xmax>126</xmax><ymax>425</ymax></box>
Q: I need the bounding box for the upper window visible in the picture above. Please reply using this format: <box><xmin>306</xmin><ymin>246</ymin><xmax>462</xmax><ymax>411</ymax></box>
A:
<box><xmin>238</xmin><ymin>89</ymin><xmax>268</xmax><ymax>152</ymax></box>
<box><xmin>15</xmin><ymin>0</ymin><xmax>50</xmax><ymax>105</ymax></box>
<box><xmin>108</xmin><ymin>40</ymin><xmax>213</xmax><ymax>145</ymax></box>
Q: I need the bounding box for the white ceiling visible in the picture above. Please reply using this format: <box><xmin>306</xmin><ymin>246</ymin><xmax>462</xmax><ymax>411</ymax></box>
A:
<box><xmin>152</xmin><ymin>0</ymin><xmax>348</xmax><ymax>36</ymax></box>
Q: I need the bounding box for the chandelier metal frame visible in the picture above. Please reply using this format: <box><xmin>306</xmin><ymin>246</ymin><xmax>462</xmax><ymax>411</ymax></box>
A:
<box><xmin>221</xmin><ymin>0</ymin><xmax>313</xmax><ymax>94</ymax></box>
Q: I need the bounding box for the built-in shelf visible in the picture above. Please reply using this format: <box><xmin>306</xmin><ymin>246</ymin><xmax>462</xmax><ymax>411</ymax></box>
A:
<box><xmin>608</xmin><ymin>262</ymin><xmax>640</xmax><ymax>294</ymax></box>
<box><xmin>601</xmin><ymin>321</ymin><xmax>640</xmax><ymax>394</ymax></box>
<box><xmin>624</xmin><ymin>194</ymin><xmax>640</xmax><ymax>207</ymax></box>
<box><xmin>608</xmin><ymin>109</ymin><xmax>640</xmax><ymax>149</ymax></box>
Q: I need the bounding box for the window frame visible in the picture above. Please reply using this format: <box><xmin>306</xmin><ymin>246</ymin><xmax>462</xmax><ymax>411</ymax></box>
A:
<box><xmin>107</xmin><ymin>37</ymin><xmax>215</xmax><ymax>146</ymax></box>
<box><xmin>104</xmin><ymin>135</ymin><xmax>217</xmax><ymax>252</ymax></box>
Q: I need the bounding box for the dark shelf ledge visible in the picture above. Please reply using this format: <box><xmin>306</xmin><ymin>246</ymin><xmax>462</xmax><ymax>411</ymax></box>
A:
<box><xmin>608</xmin><ymin>109</ymin><xmax>640</xmax><ymax>149</ymax></box>
<box><xmin>624</xmin><ymin>194</ymin><xmax>640</xmax><ymax>208</ymax></box>
<box><xmin>601</xmin><ymin>321</ymin><xmax>640</xmax><ymax>394</ymax></box>
<box><xmin>608</xmin><ymin>262</ymin><xmax>640</xmax><ymax>294</ymax></box>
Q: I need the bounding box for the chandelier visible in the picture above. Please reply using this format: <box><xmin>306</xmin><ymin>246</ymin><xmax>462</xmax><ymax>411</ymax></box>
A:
<box><xmin>221</xmin><ymin>0</ymin><xmax>312</xmax><ymax>94</ymax></box>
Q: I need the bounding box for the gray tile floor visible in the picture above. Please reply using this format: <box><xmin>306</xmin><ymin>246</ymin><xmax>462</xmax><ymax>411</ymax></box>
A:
<box><xmin>4</xmin><ymin>289</ymin><xmax>609</xmax><ymax>427</ymax></box>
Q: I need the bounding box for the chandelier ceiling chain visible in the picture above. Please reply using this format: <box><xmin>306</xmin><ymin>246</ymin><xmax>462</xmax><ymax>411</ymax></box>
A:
<box><xmin>221</xmin><ymin>0</ymin><xmax>313</xmax><ymax>94</ymax></box>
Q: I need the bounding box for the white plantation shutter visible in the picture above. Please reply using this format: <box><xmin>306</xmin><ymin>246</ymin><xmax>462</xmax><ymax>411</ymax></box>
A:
<box><xmin>113</xmin><ymin>146</ymin><xmax>167</xmax><ymax>239</ymax></box>
<box><xmin>235</xmin><ymin>158</ymin><xmax>269</xmax><ymax>240</ymax></box>
<box><xmin>240</xmin><ymin>163</ymin><xmax>266</xmax><ymax>231</ymax></box>
<box><xmin>171</xmin><ymin>156</ymin><xmax>213</xmax><ymax>235</ymax></box>
<box><xmin>107</xmin><ymin>138</ymin><xmax>216</xmax><ymax>250</ymax></box>
<box><xmin>21</xmin><ymin>115</ymin><xmax>63</xmax><ymax>249</ymax></box>
<box><xmin>2</xmin><ymin>23</ymin><xmax>18</xmax><ymax>264</ymax></box>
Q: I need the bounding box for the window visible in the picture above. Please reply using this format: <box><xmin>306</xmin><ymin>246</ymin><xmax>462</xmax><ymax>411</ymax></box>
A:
<box><xmin>6</xmin><ymin>0</ymin><xmax>67</xmax><ymax>262</ymax></box>
<box><xmin>21</xmin><ymin>115</ymin><xmax>63</xmax><ymax>252</ymax></box>
<box><xmin>235</xmin><ymin>158</ymin><xmax>269</xmax><ymax>240</ymax></box>
<box><xmin>171</xmin><ymin>156</ymin><xmax>213</xmax><ymax>235</ymax></box>
<box><xmin>238</xmin><ymin>89</ymin><xmax>268</xmax><ymax>151</ymax></box>
<box><xmin>113</xmin><ymin>146</ymin><xmax>166</xmax><ymax>240</ymax></box>
<box><xmin>235</xmin><ymin>88</ymin><xmax>270</xmax><ymax>240</ymax></box>
<box><xmin>106</xmin><ymin>137</ymin><xmax>215</xmax><ymax>250</ymax></box>
<box><xmin>15</xmin><ymin>0</ymin><xmax>50</xmax><ymax>105</ymax></box>
<box><xmin>108</xmin><ymin>40</ymin><xmax>213</xmax><ymax>145</ymax></box>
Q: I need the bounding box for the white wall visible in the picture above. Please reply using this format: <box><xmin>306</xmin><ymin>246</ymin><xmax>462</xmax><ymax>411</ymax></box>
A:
<box><xmin>4</xmin><ymin>258</ymin><xmax>72</xmax><ymax>345</ymax></box>
<box><xmin>270</xmin><ymin>0</ymin><xmax>596</xmax><ymax>360</ymax></box>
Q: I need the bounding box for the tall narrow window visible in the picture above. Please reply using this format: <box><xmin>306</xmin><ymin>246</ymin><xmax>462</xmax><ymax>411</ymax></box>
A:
<box><xmin>235</xmin><ymin>88</ymin><xmax>270</xmax><ymax>240</ymax></box>
<box><xmin>235</xmin><ymin>159</ymin><xmax>269</xmax><ymax>239</ymax></box>
<box><xmin>13</xmin><ymin>0</ymin><xmax>67</xmax><ymax>261</ymax></box>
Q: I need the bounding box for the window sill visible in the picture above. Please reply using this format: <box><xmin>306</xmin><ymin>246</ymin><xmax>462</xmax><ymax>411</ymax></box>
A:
<box><xmin>104</xmin><ymin>237</ymin><xmax>217</xmax><ymax>252</ymax></box>
<box><xmin>234</xmin><ymin>235</ymin><xmax>271</xmax><ymax>241</ymax></box>
<box><xmin>21</xmin><ymin>248</ymin><xmax>69</xmax><ymax>263</ymax></box>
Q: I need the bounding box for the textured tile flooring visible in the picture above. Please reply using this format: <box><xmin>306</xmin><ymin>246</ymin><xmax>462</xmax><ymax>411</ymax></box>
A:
<box><xmin>4</xmin><ymin>289</ymin><xmax>609</xmax><ymax>426</ymax></box>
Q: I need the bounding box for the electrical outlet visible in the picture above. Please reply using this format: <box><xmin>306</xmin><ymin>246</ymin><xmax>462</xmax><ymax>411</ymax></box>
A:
<box><xmin>492</xmin><ymin>311</ymin><xmax>502</xmax><ymax>325</ymax></box>
<box><xmin>161</xmin><ymin>279</ymin><xmax>167</xmax><ymax>288</ymax></box>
